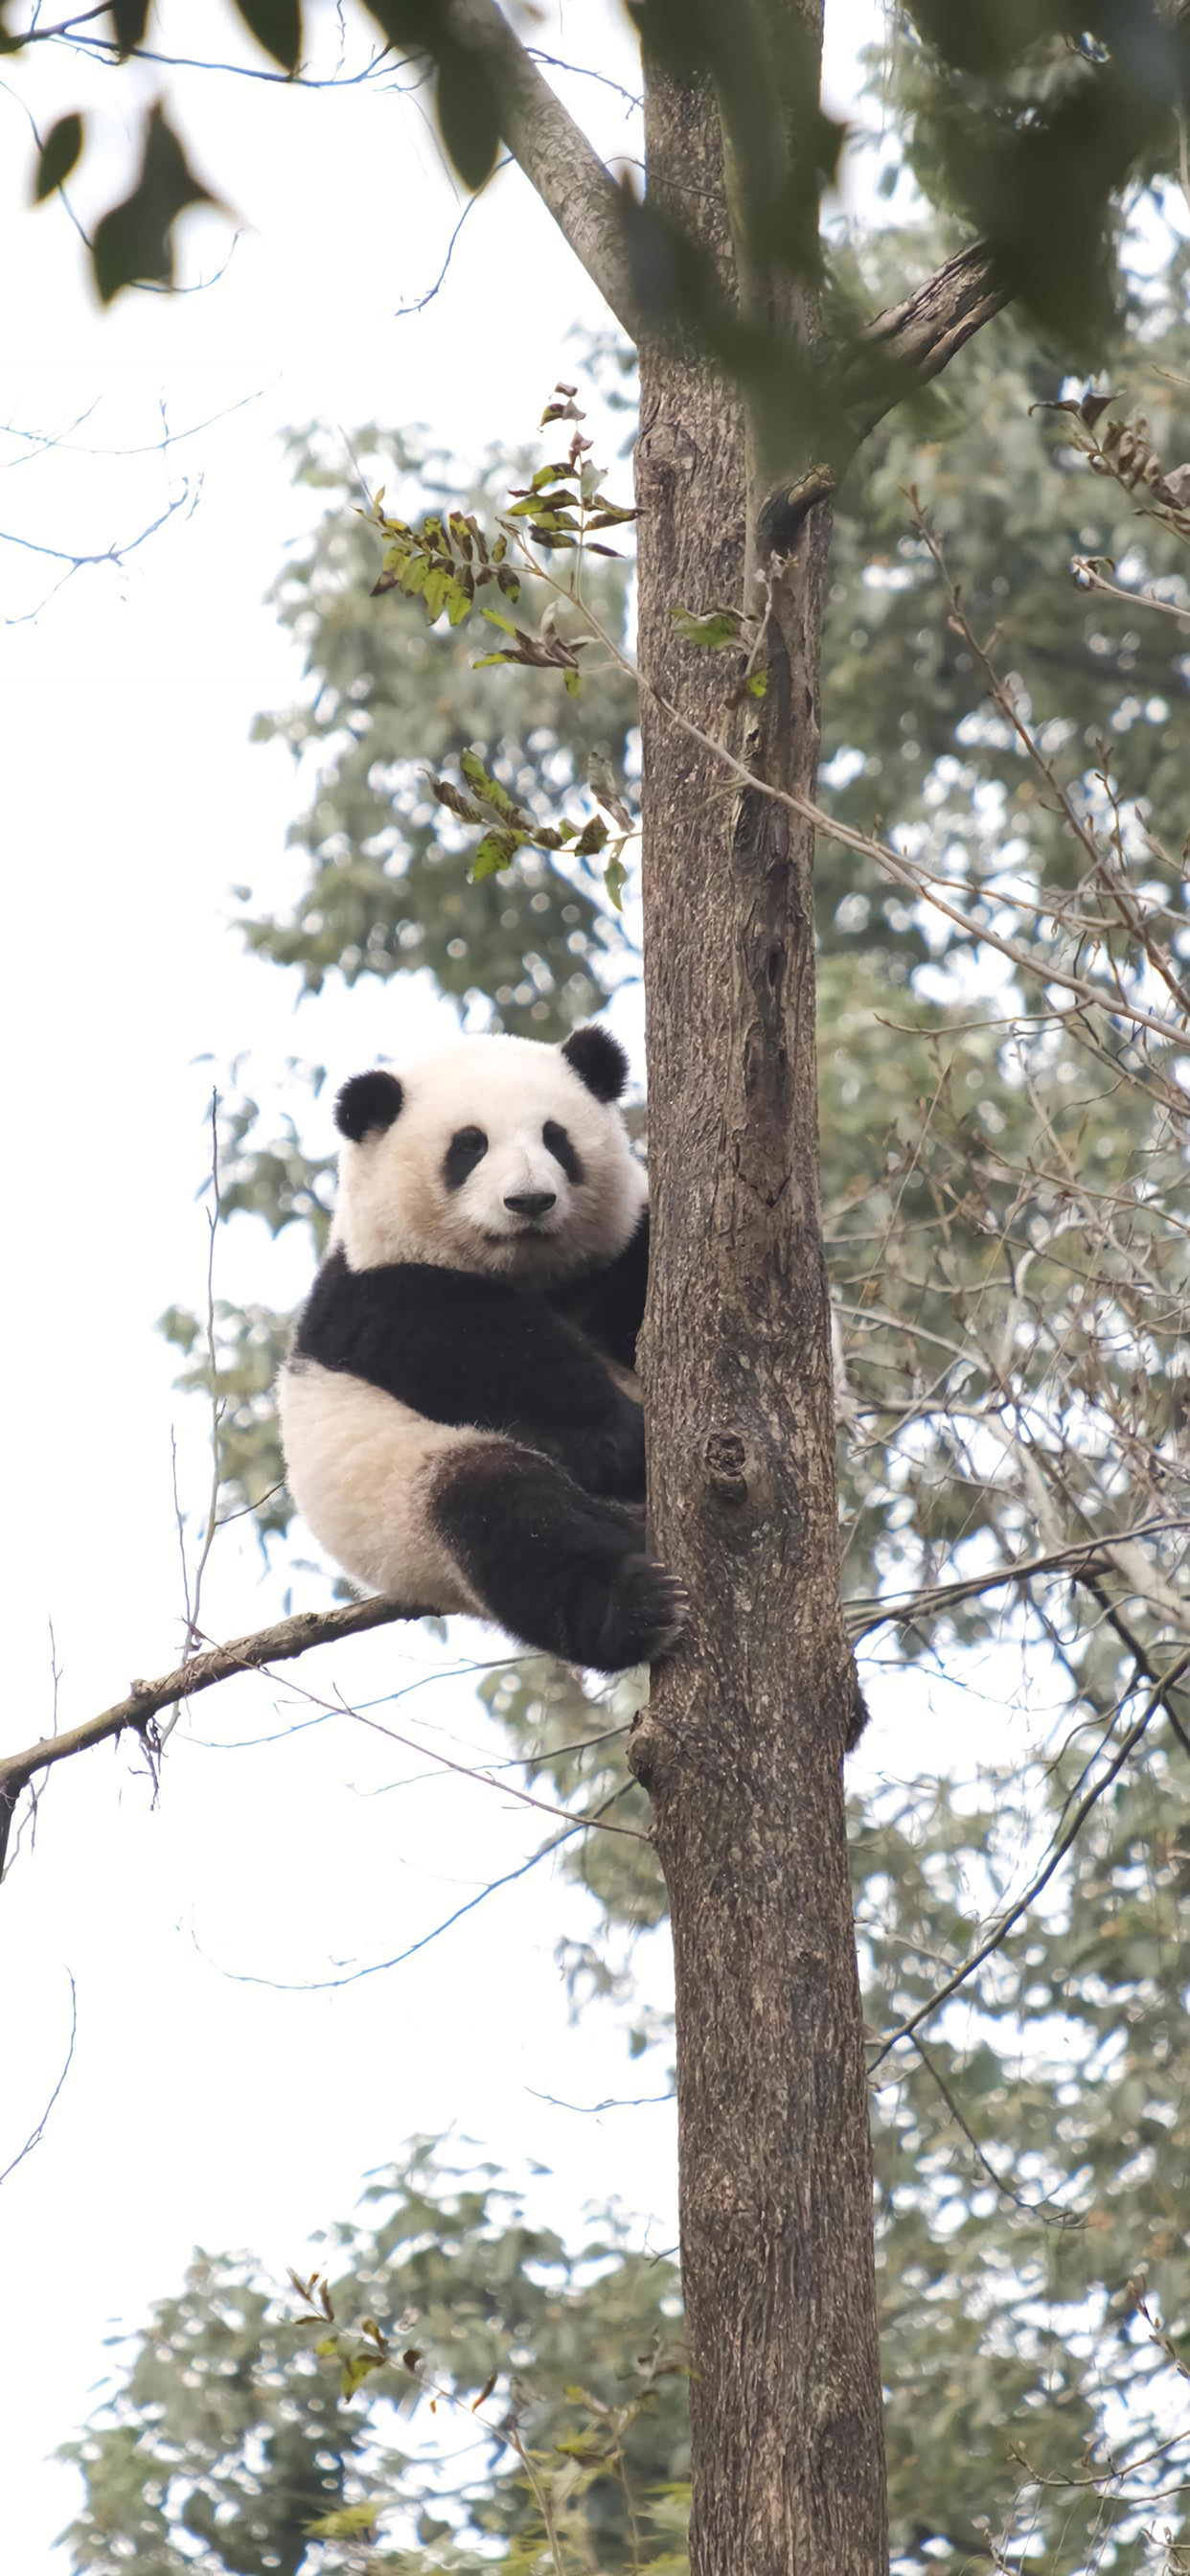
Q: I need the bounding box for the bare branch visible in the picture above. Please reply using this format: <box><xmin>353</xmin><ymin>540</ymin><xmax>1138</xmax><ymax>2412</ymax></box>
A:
<box><xmin>910</xmin><ymin>2031</ymin><xmax>1080</xmax><ymax>2227</ymax></box>
<box><xmin>845</xmin><ymin>1519</ymin><xmax>1190</xmax><ymax>1643</ymax></box>
<box><xmin>322</xmin><ymin>1690</ymin><xmax>648</xmax><ymax>1838</ymax></box>
<box><xmin>0</xmin><ymin>482</ymin><xmax>198</xmax><ymax>626</ymax></box>
<box><xmin>0</xmin><ymin>1595</ymin><xmax>430</xmax><ymax>1879</ymax></box>
<box><xmin>860</xmin><ymin>242</ymin><xmax>1006</xmax><ymax>396</ymax></box>
<box><xmin>0</xmin><ymin>1972</ymin><xmax>77</xmax><ymax>2188</ymax></box>
<box><xmin>200</xmin><ymin>1786</ymin><xmax>634</xmax><ymax>1991</ymax></box>
<box><xmin>395</xmin><ymin>152</ymin><xmax>512</xmax><ymax>315</ymax></box>
<box><xmin>761</xmin><ymin>244</ymin><xmax>1007</xmax><ymax>546</ymax></box>
<box><xmin>441</xmin><ymin>0</ymin><xmax>642</xmax><ymax>336</ymax></box>
<box><xmin>1074</xmin><ymin>1573</ymin><xmax>1190</xmax><ymax>1760</ymax></box>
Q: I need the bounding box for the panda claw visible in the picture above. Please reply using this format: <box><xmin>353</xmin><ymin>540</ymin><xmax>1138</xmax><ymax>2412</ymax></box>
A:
<box><xmin>596</xmin><ymin>1554</ymin><xmax>688</xmax><ymax>1672</ymax></box>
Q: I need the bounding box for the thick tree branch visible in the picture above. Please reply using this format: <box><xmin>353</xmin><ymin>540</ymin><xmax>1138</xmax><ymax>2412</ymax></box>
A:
<box><xmin>441</xmin><ymin>0</ymin><xmax>642</xmax><ymax>336</ymax></box>
<box><xmin>761</xmin><ymin>242</ymin><xmax>1006</xmax><ymax>548</ymax></box>
<box><xmin>860</xmin><ymin>241</ymin><xmax>1007</xmax><ymax>394</ymax></box>
<box><xmin>0</xmin><ymin>1595</ymin><xmax>426</xmax><ymax>1880</ymax></box>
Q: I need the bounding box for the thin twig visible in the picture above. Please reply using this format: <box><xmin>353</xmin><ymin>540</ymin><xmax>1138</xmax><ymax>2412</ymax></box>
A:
<box><xmin>910</xmin><ymin>2031</ymin><xmax>1082</xmax><ymax>2227</ymax></box>
<box><xmin>845</xmin><ymin>1520</ymin><xmax>1190</xmax><ymax>1641</ymax></box>
<box><xmin>0</xmin><ymin>1972</ymin><xmax>77</xmax><ymax>2187</ymax></box>
<box><xmin>869</xmin><ymin>1651</ymin><xmax>1190</xmax><ymax>2070</ymax></box>
<box><xmin>339</xmin><ymin>1694</ymin><xmax>648</xmax><ymax>1837</ymax></box>
<box><xmin>182</xmin><ymin>1092</ymin><xmax>226</xmax><ymax>1660</ymax></box>
<box><xmin>197</xmin><ymin>1785</ymin><xmax>635</xmax><ymax>1991</ymax></box>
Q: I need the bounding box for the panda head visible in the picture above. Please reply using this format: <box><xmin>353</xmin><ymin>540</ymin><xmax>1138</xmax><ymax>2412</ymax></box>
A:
<box><xmin>331</xmin><ymin>1025</ymin><xmax>644</xmax><ymax>1283</ymax></box>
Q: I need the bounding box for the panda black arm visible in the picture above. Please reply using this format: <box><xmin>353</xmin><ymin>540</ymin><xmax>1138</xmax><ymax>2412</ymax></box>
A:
<box><xmin>294</xmin><ymin>1251</ymin><xmax>645</xmax><ymax>1501</ymax></box>
<box><xmin>545</xmin><ymin>1208</ymin><xmax>649</xmax><ymax>1373</ymax></box>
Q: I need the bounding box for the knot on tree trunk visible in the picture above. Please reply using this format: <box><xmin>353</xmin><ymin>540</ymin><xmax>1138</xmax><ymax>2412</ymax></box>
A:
<box><xmin>702</xmin><ymin>1427</ymin><xmax>750</xmax><ymax>1502</ymax></box>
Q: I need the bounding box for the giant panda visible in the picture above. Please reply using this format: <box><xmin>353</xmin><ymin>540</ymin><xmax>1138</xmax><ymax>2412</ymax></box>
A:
<box><xmin>278</xmin><ymin>1023</ymin><xmax>686</xmax><ymax>1672</ymax></box>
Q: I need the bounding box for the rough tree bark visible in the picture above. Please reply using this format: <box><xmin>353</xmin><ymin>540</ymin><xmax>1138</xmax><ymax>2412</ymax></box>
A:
<box><xmin>628</xmin><ymin>24</ymin><xmax>888</xmax><ymax>2576</ymax></box>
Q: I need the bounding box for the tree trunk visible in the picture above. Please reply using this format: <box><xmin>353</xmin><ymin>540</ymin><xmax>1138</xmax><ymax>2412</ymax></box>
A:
<box><xmin>630</xmin><ymin>39</ymin><xmax>888</xmax><ymax>2576</ymax></box>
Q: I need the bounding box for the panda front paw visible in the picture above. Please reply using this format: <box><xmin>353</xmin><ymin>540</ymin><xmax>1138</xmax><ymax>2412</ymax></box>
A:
<box><xmin>581</xmin><ymin>1400</ymin><xmax>646</xmax><ymax>1504</ymax></box>
<box><xmin>590</xmin><ymin>1554</ymin><xmax>688</xmax><ymax>1672</ymax></box>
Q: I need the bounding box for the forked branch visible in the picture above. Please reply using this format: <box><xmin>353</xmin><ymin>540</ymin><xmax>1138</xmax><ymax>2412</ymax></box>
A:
<box><xmin>446</xmin><ymin>5</ymin><xmax>1006</xmax><ymax>448</ymax></box>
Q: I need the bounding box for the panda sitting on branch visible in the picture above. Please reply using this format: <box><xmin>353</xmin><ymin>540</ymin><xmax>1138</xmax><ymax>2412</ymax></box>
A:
<box><xmin>279</xmin><ymin>1024</ymin><xmax>687</xmax><ymax>1672</ymax></box>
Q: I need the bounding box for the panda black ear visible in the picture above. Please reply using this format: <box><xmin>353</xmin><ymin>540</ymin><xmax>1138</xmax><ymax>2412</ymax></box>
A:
<box><xmin>334</xmin><ymin>1070</ymin><xmax>403</xmax><ymax>1141</ymax></box>
<box><xmin>561</xmin><ymin>1024</ymin><xmax>629</xmax><ymax>1104</ymax></box>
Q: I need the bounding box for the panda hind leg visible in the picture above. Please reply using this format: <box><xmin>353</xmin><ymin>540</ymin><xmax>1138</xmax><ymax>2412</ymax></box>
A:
<box><xmin>429</xmin><ymin>1442</ymin><xmax>685</xmax><ymax>1673</ymax></box>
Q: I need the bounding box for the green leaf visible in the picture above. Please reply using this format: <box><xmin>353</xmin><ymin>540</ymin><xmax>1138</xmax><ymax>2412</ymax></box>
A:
<box><xmin>471</xmin><ymin>829</ymin><xmax>521</xmax><ymax>881</ymax></box>
<box><xmin>572</xmin><ymin>816</ymin><xmax>609</xmax><ymax>859</ymax></box>
<box><xmin>480</xmin><ymin>606</ymin><xmax>518</xmax><ymax>635</ymax></box>
<box><xmin>670</xmin><ymin>604</ymin><xmax>745</xmax><ymax>649</ymax></box>
<box><xmin>746</xmin><ymin>669</ymin><xmax>767</xmax><ymax>697</ymax></box>
<box><xmin>460</xmin><ymin>750</ymin><xmax>527</xmax><ymax>825</ymax></box>
<box><xmin>306</xmin><ymin>2500</ymin><xmax>384</xmax><ymax>2539</ymax></box>
<box><xmin>422</xmin><ymin>564</ymin><xmax>450</xmax><ymax>621</ymax></box>
<box><xmin>340</xmin><ymin>2350</ymin><xmax>385</xmax><ymax>2399</ymax></box>
<box><xmin>34</xmin><ymin>112</ymin><xmax>84</xmax><ymax>202</ymax></box>
<box><xmin>233</xmin><ymin>0</ymin><xmax>302</xmax><ymax>67</ymax></box>
<box><xmin>605</xmin><ymin>854</ymin><xmax>628</xmax><ymax>911</ymax></box>
<box><xmin>91</xmin><ymin>104</ymin><xmax>217</xmax><ymax>304</ymax></box>
<box><xmin>563</xmin><ymin>667</ymin><xmax>582</xmax><ymax>697</ymax></box>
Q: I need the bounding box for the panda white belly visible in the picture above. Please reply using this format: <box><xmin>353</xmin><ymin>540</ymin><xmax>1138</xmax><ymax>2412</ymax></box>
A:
<box><xmin>278</xmin><ymin>1357</ymin><xmax>494</xmax><ymax>1614</ymax></box>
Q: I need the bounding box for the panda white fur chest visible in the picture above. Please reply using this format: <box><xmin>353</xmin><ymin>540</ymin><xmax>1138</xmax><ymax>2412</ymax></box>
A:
<box><xmin>278</xmin><ymin>1024</ymin><xmax>686</xmax><ymax>1672</ymax></box>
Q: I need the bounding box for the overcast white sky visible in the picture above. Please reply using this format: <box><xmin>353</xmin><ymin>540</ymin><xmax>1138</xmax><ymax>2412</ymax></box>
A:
<box><xmin>0</xmin><ymin>3</ymin><xmax>1021</xmax><ymax>2562</ymax></box>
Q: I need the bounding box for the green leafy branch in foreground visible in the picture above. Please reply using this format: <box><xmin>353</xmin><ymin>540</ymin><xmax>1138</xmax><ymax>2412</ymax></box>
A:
<box><xmin>364</xmin><ymin>387</ymin><xmax>638</xmax><ymax>904</ymax></box>
<box><xmin>425</xmin><ymin>748</ymin><xmax>634</xmax><ymax>905</ymax></box>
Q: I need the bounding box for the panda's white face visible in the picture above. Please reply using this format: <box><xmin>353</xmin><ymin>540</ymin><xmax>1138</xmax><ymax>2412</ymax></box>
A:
<box><xmin>331</xmin><ymin>1031</ymin><xmax>645</xmax><ymax>1284</ymax></box>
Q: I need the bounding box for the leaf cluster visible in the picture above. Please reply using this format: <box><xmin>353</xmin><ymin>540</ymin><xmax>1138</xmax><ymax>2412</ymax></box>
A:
<box><xmin>244</xmin><ymin>425</ymin><xmax>635</xmax><ymax>1031</ymax></box>
<box><xmin>425</xmin><ymin>749</ymin><xmax>617</xmax><ymax>892</ymax></box>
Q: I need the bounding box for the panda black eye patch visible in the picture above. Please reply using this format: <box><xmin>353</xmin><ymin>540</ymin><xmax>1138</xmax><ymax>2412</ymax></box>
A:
<box><xmin>444</xmin><ymin>1126</ymin><xmax>489</xmax><ymax>1189</ymax></box>
<box><xmin>543</xmin><ymin>1120</ymin><xmax>584</xmax><ymax>1184</ymax></box>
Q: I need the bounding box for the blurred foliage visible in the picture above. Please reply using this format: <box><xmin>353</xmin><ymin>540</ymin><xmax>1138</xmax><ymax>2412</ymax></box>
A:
<box><xmin>60</xmin><ymin>2145</ymin><xmax>688</xmax><ymax>2576</ymax></box>
<box><xmin>817</xmin><ymin>227</ymin><xmax>1190</xmax><ymax>952</ymax></box>
<box><xmin>888</xmin><ymin>4</ymin><xmax>1190</xmax><ymax>344</ymax></box>
<box><xmin>810</xmin><ymin>236</ymin><xmax>1190</xmax><ymax>1653</ymax></box>
<box><xmin>62</xmin><ymin>1732</ymin><xmax>1190</xmax><ymax>2572</ymax></box>
<box><xmin>244</xmin><ymin>425</ymin><xmax>636</xmax><ymax>1034</ymax></box>
<box><xmin>11</xmin><ymin>2</ymin><xmax>1190</xmax><ymax>409</ymax></box>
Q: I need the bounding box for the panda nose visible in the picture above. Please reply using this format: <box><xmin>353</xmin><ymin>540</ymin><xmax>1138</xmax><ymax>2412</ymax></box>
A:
<box><xmin>504</xmin><ymin>1189</ymin><xmax>557</xmax><ymax>1220</ymax></box>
